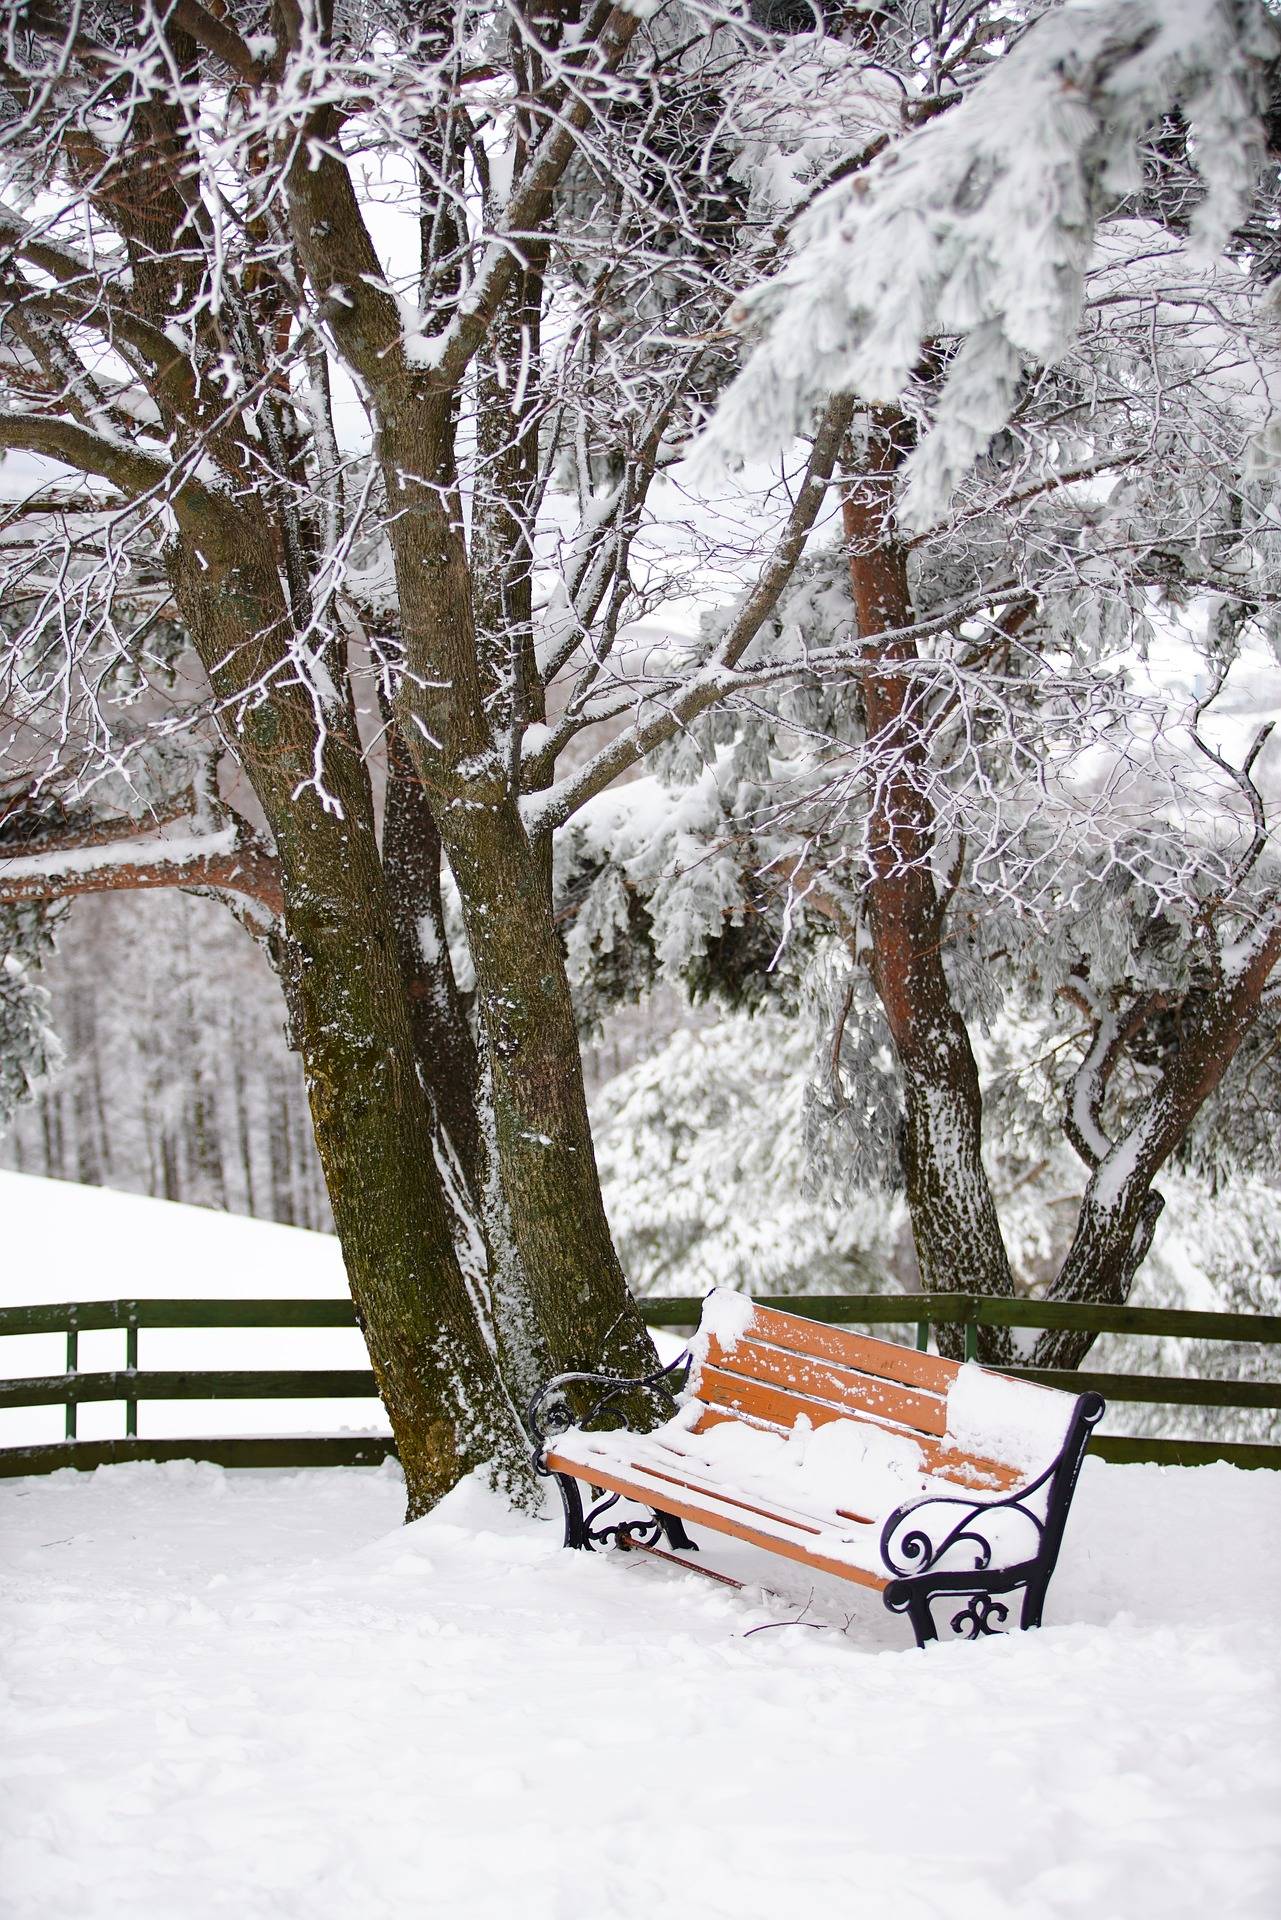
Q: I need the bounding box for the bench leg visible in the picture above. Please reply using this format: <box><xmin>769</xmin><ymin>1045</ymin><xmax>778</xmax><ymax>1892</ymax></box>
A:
<box><xmin>550</xmin><ymin>1473</ymin><xmax>699</xmax><ymax>1558</ymax></box>
<box><xmin>884</xmin><ymin>1570</ymin><xmax>1038</xmax><ymax>1648</ymax></box>
<box><xmin>656</xmin><ymin>1510</ymin><xmax>699</xmax><ymax>1553</ymax></box>
<box><xmin>553</xmin><ymin>1471</ymin><xmax>591</xmax><ymax>1550</ymax></box>
<box><xmin>883</xmin><ymin>1582</ymin><xmax>940</xmax><ymax>1649</ymax></box>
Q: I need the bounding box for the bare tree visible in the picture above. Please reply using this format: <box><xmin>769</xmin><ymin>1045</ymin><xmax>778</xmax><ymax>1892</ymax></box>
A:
<box><xmin>0</xmin><ymin>1</ymin><xmax>858</xmax><ymax>1507</ymax></box>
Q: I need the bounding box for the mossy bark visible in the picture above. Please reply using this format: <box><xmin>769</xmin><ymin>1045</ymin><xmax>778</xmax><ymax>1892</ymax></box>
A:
<box><xmin>381</xmin><ymin>717</ymin><xmax>483</xmax><ymax>1195</ymax></box>
<box><xmin>436</xmin><ymin>781</ymin><xmax>658</xmax><ymax>1412</ymax></box>
<box><xmin>167</xmin><ymin>506</ymin><xmax>530</xmax><ymax>1514</ymax></box>
<box><xmin>375</xmin><ymin>387</ymin><xmax>657</xmax><ymax>1409</ymax></box>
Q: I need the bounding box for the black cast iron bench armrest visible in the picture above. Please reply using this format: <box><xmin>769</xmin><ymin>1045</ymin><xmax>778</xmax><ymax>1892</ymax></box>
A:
<box><xmin>527</xmin><ymin>1351</ymin><xmax>691</xmax><ymax>1455</ymax></box>
<box><xmin>878</xmin><ymin>1390</ymin><xmax>1106</xmax><ymax>1642</ymax></box>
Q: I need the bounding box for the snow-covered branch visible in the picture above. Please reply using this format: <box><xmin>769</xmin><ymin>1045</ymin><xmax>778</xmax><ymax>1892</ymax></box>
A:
<box><xmin>0</xmin><ymin>819</ymin><xmax>282</xmax><ymax>917</ymax></box>
<box><xmin>705</xmin><ymin>0</ymin><xmax>1281</xmax><ymax>526</ymax></box>
<box><xmin>526</xmin><ymin>392</ymin><xmax>856</xmax><ymax>835</ymax></box>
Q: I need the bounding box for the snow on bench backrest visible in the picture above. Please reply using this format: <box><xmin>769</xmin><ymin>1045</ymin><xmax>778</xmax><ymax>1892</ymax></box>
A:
<box><xmin>687</xmin><ymin>1288</ymin><xmax>1077</xmax><ymax>1488</ymax></box>
<box><xmin>944</xmin><ymin>1363</ymin><xmax>1077</xmax><ymax>1478</ymax></box>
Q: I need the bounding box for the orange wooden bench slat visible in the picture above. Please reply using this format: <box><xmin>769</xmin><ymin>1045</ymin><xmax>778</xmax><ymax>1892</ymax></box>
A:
<box><xmin>736</xmin><ymin>1302</ymin><xmax>959</xmax><ymax>1396</ymax></box>
<box><xmin>543</xmin><ymin>1447</ymin><xmax>887</xmax><ymax>1592</ymax></box>
<box><xmin>601</xmin><ymin>1457</ymin><xmax>824</xmax><ymax>1534</ymax></box>
<box><xmin>694</xmin><ymin>1361</ymin><xmax>843</xmax><ymax>1433</ymax></box>
<box><xmin>694</xmin><ymin>1361</ymin><xmax>955</xmax><ymax>1449</ymax></box>
<box><xmin>614</xmin><ymin>1442</ymin><xmax>875</xmax><ymax>1534</ymax></box>
<box><xmin>917</xmin><ymin>1443</ymin><xmax>1023</xmax><ymax>1492</ymax></box>
<box><xmin>701</xmin><ymin>1331</ymin><xmax>948</xmax><ymax>1436</ymax></box>
<box><xmin>542</xmin><ymin>1447</ymin><xmax>826</xmax><ymax>1544</ymax></box>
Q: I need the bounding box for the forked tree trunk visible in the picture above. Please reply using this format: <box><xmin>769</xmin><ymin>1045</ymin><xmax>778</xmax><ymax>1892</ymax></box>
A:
<box><xmin>1037</xmin><ymin>922</ymin><xmax>1281</xmax><ymax>1367</ymax></box>
<box><xmin>381</xmin><ymin>389</ymin><xmax>659</xmax><ymax>1410</ymax></box>
<box><xmin>168</xmin><ymin>509</ymin><xmax>531</xmax><ymax>1514</ymax></box>
<box><xmin>845</xmin><ymin>421</ymin><xmax>1281</xmax><ymax>1370</ymax></box>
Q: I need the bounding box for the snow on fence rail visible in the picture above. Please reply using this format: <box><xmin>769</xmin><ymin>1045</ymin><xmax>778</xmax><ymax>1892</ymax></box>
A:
<box><xmin>1</xmin><ymin>1293</ymin><xmax>1279</xmax><ymax>1477</ymax></box>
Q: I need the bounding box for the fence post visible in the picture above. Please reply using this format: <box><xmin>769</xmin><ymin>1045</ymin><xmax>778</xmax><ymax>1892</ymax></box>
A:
<box><xmin>65</xmin><ymin>1309</ymin><xmax>78</xmax><ymax>1441</ymax></box>
<box><xmin>125</xmin><ymin>1307</ymin><xmax>138</xmax><ymax>1439</ymax></box>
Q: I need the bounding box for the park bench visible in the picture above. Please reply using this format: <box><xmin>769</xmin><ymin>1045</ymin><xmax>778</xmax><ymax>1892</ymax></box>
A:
<box><xmin>530</xmin><ymin>1288</ymin><xmax>1105</xmax><ymax>1647</ymax></box>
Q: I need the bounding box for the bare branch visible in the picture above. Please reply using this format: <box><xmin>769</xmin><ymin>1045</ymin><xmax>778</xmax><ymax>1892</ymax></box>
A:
<box><xmin>166</xmin><ymin>0</ymin><xmax>265</xmax><ymax>86</ymax></box>
<box><xmin>1191</xmin><ymin>696</ymin><xmax>1275</xmax><ymax>910</ymax></box>
<box><xmin>526</xmin><ymin>393</ymin><xmax>857</xmax><ymax>834</ymax></box>
<box><xmin>0</xmin><ymin>413</ymin><xmax>177</xmax><ymax>499</ymax></box>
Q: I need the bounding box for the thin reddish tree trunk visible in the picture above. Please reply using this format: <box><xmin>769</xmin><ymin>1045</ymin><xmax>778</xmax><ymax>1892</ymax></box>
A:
<box><xmin>845</xmin><ymin>415</ymin><xmax>1015</xmax><ymax>1359</ymax></box>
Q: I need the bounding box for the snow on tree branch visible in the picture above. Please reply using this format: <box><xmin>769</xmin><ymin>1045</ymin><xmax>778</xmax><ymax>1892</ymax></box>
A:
<box><xmin>704</xmin><ymin>0</ymin><xmax>1281</xmax><ymax>526</ymax></box>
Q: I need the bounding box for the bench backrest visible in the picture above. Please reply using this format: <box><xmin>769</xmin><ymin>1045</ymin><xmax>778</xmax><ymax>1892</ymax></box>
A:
<box><xmin>686</xmin><ymin>1291</ymin><xmax>1076</xmax><ymax>1491</ymax></box>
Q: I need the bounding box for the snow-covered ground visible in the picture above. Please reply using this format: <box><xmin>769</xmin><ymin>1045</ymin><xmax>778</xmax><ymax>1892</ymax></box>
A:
<box><xmin>2</xmin><ymin>1174</ymin><xmax>1280</xmax><ymax>1915</ymax></box>
<box><xmin>3</xmin><ymin>1456</ymin><xmax>1279</xmax><ymax>1919</ymax></box>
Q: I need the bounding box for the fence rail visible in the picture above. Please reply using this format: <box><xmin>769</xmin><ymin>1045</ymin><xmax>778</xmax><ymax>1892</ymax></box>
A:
<box><xmin>2</xmin><ymin>1292</ymin><xmax>1278</xmax><ymax>1477</ymax></box>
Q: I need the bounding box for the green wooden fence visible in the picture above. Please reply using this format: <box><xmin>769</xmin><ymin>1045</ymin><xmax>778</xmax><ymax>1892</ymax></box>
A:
<box><xmin>1</xmin><ymin>1291</ymin><xmax>1278</xmax><ymax>1477</ymax></box>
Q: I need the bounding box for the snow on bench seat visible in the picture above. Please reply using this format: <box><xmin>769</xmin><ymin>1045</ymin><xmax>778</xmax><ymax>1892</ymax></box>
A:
<box><xmin>535</xmin><ymin>1289</ymin><xmax>1105</xmax><ymax>1645</ymax></box>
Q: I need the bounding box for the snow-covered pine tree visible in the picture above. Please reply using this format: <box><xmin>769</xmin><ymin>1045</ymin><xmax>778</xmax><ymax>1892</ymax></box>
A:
<box><xmin>566</xmin><ymin>0</ymin><xmax>1281</xmax><ymax>1363</ymax></box>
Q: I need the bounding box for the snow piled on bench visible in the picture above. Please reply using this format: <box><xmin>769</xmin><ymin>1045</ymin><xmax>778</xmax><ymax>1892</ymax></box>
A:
<box><xmin>946</xmin><ymin>1361</ymin><xmax>1077</xmax><ymax>1473</ymax></box>
<box><xmin>2</xmin><ymin>1457</ymin><xmax>1279</xmax><ymax>1919</ymax></box>
<box><xmin>695</xmin><ymin>1284</ymin><xmax>757</xmax><ymax>1354</ymax></box>
<box><xmin>670</xmin><ymin>1404</ymin><xmax>929</xmax><ymax>1526</ymax></box>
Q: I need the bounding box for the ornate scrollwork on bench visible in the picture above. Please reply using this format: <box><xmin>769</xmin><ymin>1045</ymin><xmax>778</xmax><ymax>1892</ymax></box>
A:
<box><xmin>560</xmin><ymin>1482</ymin><xmax>687</xmax><ymax>1559</ymax></box>
<box><xmin>880</xmin><ymin>1392</ymin><xmax>1105</xmax><ymax>1643</ymax></box>
<box><xmin>880</xmin><ymin>1463</ymin><xmax>1054</xmax><ymax>1584</ymax></box>
<box><xmin>528</xmin><ymin>1351</ymin><xmax>691</xmax><ymax>1451</ymax></box>
<box><xmin>948</xmin><ymin>1592</ymin><xmax>1011</xmax><ymax>1639</ymax></box>
<box><xmin>528</xmin><ymin>1354</ymin><xmax>698</xmax><ymax>1557</ymax></box>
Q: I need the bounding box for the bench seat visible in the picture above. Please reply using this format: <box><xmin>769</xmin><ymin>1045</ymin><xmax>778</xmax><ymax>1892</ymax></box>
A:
<box><xmin>532</xmin><ymin>1289</ymin><xmax>1105</xmax><ymax>1646</ymax></box>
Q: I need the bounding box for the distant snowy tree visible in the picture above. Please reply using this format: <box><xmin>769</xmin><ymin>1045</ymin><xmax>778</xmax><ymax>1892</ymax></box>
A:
<box><xmin>0</xmin><ymin>790</ymin><xmax>68</xmax><ymax>1130</ymax></box>
<box><xmin>0</xmin><ymin>901</ymin><xmax>60</xmax><ymax>1133</ymax></box>
<box><xmin>0</xmin><ymin>891</ymin><xmax>332</xmax><ymax>1229</ymax></box>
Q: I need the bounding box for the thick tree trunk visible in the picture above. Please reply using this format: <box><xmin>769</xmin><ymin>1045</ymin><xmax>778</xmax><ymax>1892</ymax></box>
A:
<box><xmin>168</xmin><ymin>511</ymin><xmax>531</xmax><ymax>1514</ymax></box>
<box><xmin>381</xmin><ymin>718</ymin><xmax>483</xmax><ymax>1193</ymax></box>
<box><xmin>381</xmin><ymin>389</ymin><xmax>658</xmax><ymax>1408</ymax></box>
<box><xmin>270</xmin><ymin>822</ymin><xmax>526</xmax><ymax>1511</ymax></box>
<box><xmin>1034</xmin><ymin>1188</ymin><xmax>1166</xmax><ymax>1368</ymax></box>
<box><xmin>437</xmin><ymin>782</ymin><xmax>658</xmax><ymax>1410</ymax></box>
<box><xmin>845</xmin><ymin>421</ymin><xmax>1015</xmax><ymax>1361</ymax></box>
